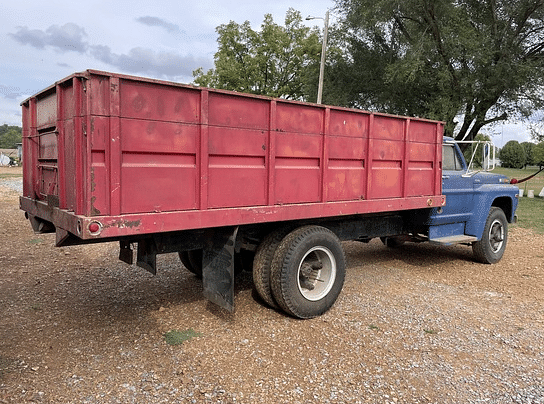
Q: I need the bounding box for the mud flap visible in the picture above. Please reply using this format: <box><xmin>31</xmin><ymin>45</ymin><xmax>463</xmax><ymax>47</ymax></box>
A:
<box><xmin>136</xmin><ymin>239</ymin><xmax>157</xmax><ymax>275</ymax></box>
<box><xmin>202</xmin><ymin>226</ymin><xmax>238</xmax><ymax>312</ymax></box>
<box><xmin>119</xmin><ymin>240</ymin><xmax>134</xmax><ymax>265</ymax></box>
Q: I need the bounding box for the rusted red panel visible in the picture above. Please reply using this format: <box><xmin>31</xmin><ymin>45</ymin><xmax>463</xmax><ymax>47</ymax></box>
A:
<box><xmin>329</xmin><ymin>109</ymin><xmax>369</xmax><ymax>138</ymax></box>
<box><xmin>368</xmin><ymin>138</ymin><xmax>404</xmax><ymax>199</ymax></box>
<box><xmin>21</xmin><ymin>70</ymin><xmax>445</xmax><ymax>240</ymax></box>
<box><xmin>38</xmin><ymin>132</ymin><xmax>57</xmax><ymax>160</ymax></box>
<box><xmin>408</xmin><ymin>119</ymin><xmax>438</xmax><ymax>143</ymax></box>
<box><xmin>275</xmin><ymin>132</ymin><xmax>322</xmax><ymax>204</ymax></box>
<box><xmin>89</xmin><ymin>75</ymin><xmax>110</xmax><ymax>116</ymax></box>
<box><xmin>120</xmin><ymin>80</ymin><xmax>200</xmax><ymax>123</ymax></box>
<box><xmin>328</xmin><ymin>135</ymin><xmax>366</xmax><ymax>201</ymax></box>
<box><xmin>63</xmin><ymin>118</ymin><xmax>77</xmax><ymax>211</ymax></box>
<box><xmin>406</xmin><ymin>142</ymin><xmax>437</xmax><ymax>197</ymax></box>
<box><xmin>208</xmin><ymin>126</ymin><xmax>267</xmax><ymax>208</ymax></box>
<box><xmin>36</xmin><ymin>93</ymin><xmax>57</xmax><ymax>128</ymax></box>
<box><xmin>60</xmin><ymin>81</ymin><xmax>75</xmax><ymax>119</ymax></box>
<box><xmin>276</xmin><ymin>102</ymin><xmax>323</xmax><ymax>134</ymax></box>
<box><xmin>90</xmin><ymin>115</ymin><xmax>108</xmax><ymax>216</ymax></box>
<box><xmin>372</xmin><ymin>115</ymin><xmax>404</xmax><ymax>140</ymax></box>
<box><xmin>209</xmin><ymin>92</ymin><xmax>269</xmax><ymax>129</ymax></box>
<box><xmin>21</xmin><ymin>102</ymin><xmax>32</xmax><ymax>198</ymax></box>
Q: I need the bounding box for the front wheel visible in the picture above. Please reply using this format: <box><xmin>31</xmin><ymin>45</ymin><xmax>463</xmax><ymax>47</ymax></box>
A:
<box><xmin>270</xmin><ymin>226</ymin><xmax>345</xmax><ymax>319</ymax></box>
<box><xmin>472</xmin><ymin>207</ymin><xmax>508</xmax><ymax>264</ymax></box>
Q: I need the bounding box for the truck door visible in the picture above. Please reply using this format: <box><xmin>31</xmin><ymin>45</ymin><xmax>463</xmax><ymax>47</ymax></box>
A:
<box><xmin>428</xmin><ymin>142</ymin><xmax>476</xmax><ymax>238</ymax></box>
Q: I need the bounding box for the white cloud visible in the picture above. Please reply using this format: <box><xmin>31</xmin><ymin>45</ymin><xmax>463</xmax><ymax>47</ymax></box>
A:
<box><xmin>89</xmin><ymin>45</ymin><xmax>211</xmax><ymax>79</ymax></box>
<box><xmin>136</xmin><ymin>16</ymin><xmax>181</xmax><ymax>34</ymax></box>
<box><xmin>8</xmin><ymin>22</ymin><xmax>212</xmax><ymax>83</ymax></box>
<box><xmin>0</xmin><ymin>95</ymin><xmax>25</xmax><ymax>126</ymax></box>
<box><xmin>0</xmin><ymin>84</ymin><xmax>25</xmax><ymax>100</ymax></box>
<box><xmin>482</xmin><ymin>122</ymin><xmax>533</xmax><ymax>148</ymax></box>
<box><xmin>10</xmin><ymin>23</ymin><xmax>88</xmax><ymax>53</ymax></box>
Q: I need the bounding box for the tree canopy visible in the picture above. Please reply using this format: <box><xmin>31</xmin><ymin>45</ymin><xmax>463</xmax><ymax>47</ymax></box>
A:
<box><xmin>533</xmin><ymin>141</ymin><xmax>544</xmax><ymax>167</ymax></box>
<box><xmin>193</xmin><ymin>9</ymin><xmax>322</xmax><ymax>100</ymax></box>
<box><xmin>0</xmin><ymin>124</ymin><xmax>22</xmax><ymax>149</ymax></box>
<box><xmin>193</xmin><ymin>2</ymin><xmax>544</xmax><ymax>142</ymax></box>
<box><xmin>331</xmin><ymin>0</ymin><xmax>544</xmax><ymax>140</ymax></box>
<box><xmin>500</xmin><ymin>140</ymin><xmax>526</xmax><ymax>168</ymax></box>
<box><xmin>521</xmin><ymin>141</ymin><xmax>536</xmax><ymax>167</ymax></box>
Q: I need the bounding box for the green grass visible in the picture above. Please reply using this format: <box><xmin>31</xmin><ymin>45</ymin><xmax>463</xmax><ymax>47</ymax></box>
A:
<box><xmin>0</xmin><ymin>172</ymin><xmax>22</xmax><ymax>179</ymax></box>
<box><xmin>493</xmin><ymin>167</ymin><xmax>544</xmax><ymax>192</ymax></box>
<box><xmin>163</xmin><ymin>329</ymin><xmax>202</xmax><ymax>346</ymax></box>
<box><xmin>515</xmin><ymin>197</ymin><xmax>544</xmax><ymax>234</ymax></box>
<box><xmin>492</xmin><ymin>167</ymin><xmax>544</xmax><ymax>233</ymax></box>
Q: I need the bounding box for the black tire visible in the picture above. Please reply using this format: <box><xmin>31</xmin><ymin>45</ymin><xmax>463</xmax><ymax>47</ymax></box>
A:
<box><xmin>252</xmin><ymin>228</ymin><xmax>292</xmax><ymax>308</ymax></box>
<box><xmin>472</xmin><ymin>207</ymin><xmax>508</xmax><ymax>264</ymax></box>
<box><xmin>179</xmin><ymin>251</ymin><xmax>193</xmax><ymax>271</ymax></box>
<box><xmin>380</xmin><ymin>236</ymin><xmax>405</xmax><ymax>248</ymax></box>
<box><xmin>178</xmin><ymin>250</ymin><xmax>203</xmax><ymax>278</ymax></box>
<box><xmin>238</xmin><ymin>248</ymin><xmax>255</xmax><ymax>273</ymax></box>
<box><xmin>179</xmin><ymin>248</ymin><xmax>249</xmax><ymax>278</ymax></box>
<box><xmin>270</xmin><ymin>226</ymin><xmax>346</xmax><ymax>319</ymax></box>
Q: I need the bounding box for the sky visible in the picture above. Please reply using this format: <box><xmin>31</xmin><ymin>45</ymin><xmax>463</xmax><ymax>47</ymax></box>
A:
<box><xmin>1</xmin><ymin>0</ymin><xmax>333</xmax><ymax>124</ymax></box>
<box><xmin>0</xmin><ymin>0</ymin><xmax>533</xmax><ymax>147</ymax></box>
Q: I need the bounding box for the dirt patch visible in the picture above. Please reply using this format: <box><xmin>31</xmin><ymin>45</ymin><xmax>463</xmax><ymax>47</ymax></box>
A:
<box><xmin>1</xmin><ymin>179</ymin><xmax>543</xmax><ymax>403</ymax></box>
<box><xmin>0</xmin><ymin>166</ymin><xmax>22</xmax><ymax>176</ymax></box>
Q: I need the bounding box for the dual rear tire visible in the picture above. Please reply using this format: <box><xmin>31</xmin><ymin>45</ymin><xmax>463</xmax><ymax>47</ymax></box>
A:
<box><xmin>253</xmin><ymin>225</ymin><xmax>346</xmax><ymax>319</ymax></box>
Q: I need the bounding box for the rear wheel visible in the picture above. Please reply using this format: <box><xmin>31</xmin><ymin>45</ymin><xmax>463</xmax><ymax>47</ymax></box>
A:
<box><xmin>270</xmin><ymin>226</ymin><xmax>345</xmax><ymax>319</ymax></box>
<box><xmin>252</xmin><ymin>228</ymin><xmax>292</xmax><ymax>308</ymax></box>
<box><xmin>472</xmin><ymin>207</ymin><xmax>508</xmax><ymax>264</ymax></box>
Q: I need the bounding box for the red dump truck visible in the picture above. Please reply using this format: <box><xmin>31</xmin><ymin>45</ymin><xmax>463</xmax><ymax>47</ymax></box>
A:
<box><xmin>20</xmin><ymin>70</ymin><xmax>518</xmax><ymax>318</ymax></box>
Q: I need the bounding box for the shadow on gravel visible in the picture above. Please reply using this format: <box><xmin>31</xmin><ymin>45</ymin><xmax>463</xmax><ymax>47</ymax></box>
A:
<box><xmin>345</xmin><ymin>239</ymin><xmax>475</xmax><ymax>269</ymax></box>
<box><xmin>0</xmin><ymin>355</ymin><xmax>23</xmax><ymax>382</ymax></box>
<box><xmin>49</xmin><ymin>253</ymin><xmax>256</xmax><ymax>331</ymax></box>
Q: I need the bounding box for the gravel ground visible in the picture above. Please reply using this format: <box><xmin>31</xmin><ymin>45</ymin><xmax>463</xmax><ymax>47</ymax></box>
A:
<box><xmin>0</xmin><ymin>178</ymin><xmax>22</xmax><ymax>195</ymax></box>
<box><xmin>1</xmin><ymin>172</ymin><xmax>543</xmax><ymax>403</ymax></box>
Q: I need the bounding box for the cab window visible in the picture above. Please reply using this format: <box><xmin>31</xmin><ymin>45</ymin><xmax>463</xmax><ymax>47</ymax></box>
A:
<box><xmin>442</xmin><ymin>144</ymin><xmax>464</xmax><ymax>171</ymax></box>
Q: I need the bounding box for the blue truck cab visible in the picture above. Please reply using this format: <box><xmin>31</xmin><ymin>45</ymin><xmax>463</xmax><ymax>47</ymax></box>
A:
<box><xmin>426</xmin><ymin>137</ymin><xmax>519</xmax><ymax>263</ymax></box>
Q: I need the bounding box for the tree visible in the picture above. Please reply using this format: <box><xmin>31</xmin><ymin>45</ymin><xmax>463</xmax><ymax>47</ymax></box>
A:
<box><xmin>500</xmin><ymin>140</ymin><xmax>526</xmax><ymax>168</ymax></box>
<box><xmin>0</xmin><ymin>125</ymin><xmax>22</xmax><ymax>149</ymax></box>
<box><xmin>533</xmin><ymin>142</ymin><xmax>544</xmax><ymax>168</ymax></box>
<box><xmin>530</xmin><ymin>119</ymin><xmax>544</xmax><ymax>142</ymax></box>
<box><xmin>521</xmin><ymin>141</ymin><xmax>536</xmax><ymax>167</ymax></box>
<box><xmin>193</xmin><ymin>9</ymin><xmax>322</xmax><ymax>100</ymax></box>
<box><xmin>334</xmin><ymin>0</ymin><xmax>544</xmax><ymax>141</ymax></box>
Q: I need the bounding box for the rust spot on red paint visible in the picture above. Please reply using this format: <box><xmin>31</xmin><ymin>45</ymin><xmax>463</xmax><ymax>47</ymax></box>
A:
<box><xmin>90</xmin><ymin>196</ymin><xmax>101</xmax><ymax>216</ymax></box>
<box><xmin>132</xmin><ymin>95</ymin><xmax>145</xmax><ymax>112</ymax></box>
<box><xmin>90</xmin><ymin>169</ymin><xmax>96</xmax><ymax>193</ymax></box>
<box><xmin>157</xmin><ymin>97</ymin><xmax>165</xmax><ymax>117</ymax></box>
<box><xmin>104</xmin><ymin>220</ymin><xmax>142</xmax><ymax>229</ymax></box>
